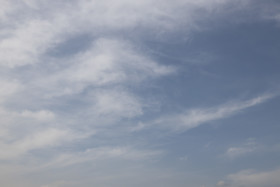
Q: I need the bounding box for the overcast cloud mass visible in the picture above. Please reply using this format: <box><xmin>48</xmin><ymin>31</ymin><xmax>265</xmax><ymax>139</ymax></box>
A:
<box><xmin>0</xmin><ymin>0</ymin><xmax>280</xmax><ymax>186</ymax></box>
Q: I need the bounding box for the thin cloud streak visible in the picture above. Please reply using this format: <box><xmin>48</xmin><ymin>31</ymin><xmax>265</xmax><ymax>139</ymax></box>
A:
<box><xmin>224</xmin><ymin>139</ymin><xmax>259</xmax><ymax>159</ymax></box>
<box><xmin>43</xmin><ymin>147</ymin><xmax>164</xmax><ymax>168</ymax></box>
<box><xmin>150</xmin><ymin>93</ymin><xmax>275</xmax><ymax>132</ymax></box>
<box><xmin>218</xmin><ymin>169</ymin><xmax>280</xmax><ymax>187</ymax></box>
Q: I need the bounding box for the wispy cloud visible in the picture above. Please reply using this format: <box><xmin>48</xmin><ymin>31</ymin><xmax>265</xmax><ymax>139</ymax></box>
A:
<box><xmin>44</xmin><ymin>147</ymin><xmax>163</xmax><ymax>168</ymax></box>
<box><xmin>0</xmin><ymin>0</ymin><xmax>279</xmax><ymax>186</ymax></box>
<box><xmin>224</xmin><ymin>139</ymin><xmax>258</xmax><ymax>159</ymax></box>
<box><xmin>150</xmin><ymin>93</ymin><xmax>275</xmax><ymax>132</ymax></box>
<box><xmin>0</xmin><ymin>128</ymin><xmax>90</xmax><ymax>160</ymax></box>
<box><xmin>218</xmin><ymin>168</ymin><xmax>280</xmax><ymax>187</ymax></box>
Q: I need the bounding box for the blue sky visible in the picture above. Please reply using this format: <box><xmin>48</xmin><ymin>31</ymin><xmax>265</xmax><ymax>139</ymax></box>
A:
<box><xmin>1</xmin><ymin>0</ymin><xmax>280</xmax><ymax>186</ymax></box>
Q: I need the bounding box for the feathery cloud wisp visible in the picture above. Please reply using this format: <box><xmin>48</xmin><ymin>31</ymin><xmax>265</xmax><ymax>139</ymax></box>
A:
<box><xmin>151</xmin><ymin>94</ymin><xmax>275</xmax><ymax>132</ymax></box>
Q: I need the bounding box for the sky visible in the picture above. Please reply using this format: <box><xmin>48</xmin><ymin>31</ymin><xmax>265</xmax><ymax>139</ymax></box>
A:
<box><xmin>0</xmin><ymin>0</ymin><xmax>280</xmax><ymax>186</ymax></box>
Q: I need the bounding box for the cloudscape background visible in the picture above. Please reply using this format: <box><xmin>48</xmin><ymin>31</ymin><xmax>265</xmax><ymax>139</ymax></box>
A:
<box><xmin>0</xmin><ymin>0</ymin><xmax>280</xmax><ymax>186</ymax></box>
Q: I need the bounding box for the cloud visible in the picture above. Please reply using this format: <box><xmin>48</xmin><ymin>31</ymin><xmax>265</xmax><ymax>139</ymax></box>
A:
<box><xmin>224</xmin><ymin>139</ymin><xmax>258</xmax><ymax>159</ymax></box>
<box><xmin>1</xmin><ymin>0</ymin><xmax>276</xmax><ymax>70</ymax></box>
<box><xmin>0</xmin><ymin>0</ymin><xmax>253</xmax><ymax>68</ymax></box>
<box><xmin>250</xmin><ymin>0</ymin><xmax>280</xmax><ymax>23</ymax></box>
<box><xmin>44</xmin><ymin>147</ymin><xmax>163</xmax><ymax>168</ymax></box>
<box><xmin>217</xmin><ymin>180</ymin><xmax>228</xmax><ymax>187</ymax></box>
<box><xmin>0</xmin><ymin>107</ymin><xmax>55</xmax><ymax>131</ymax></box>
<box><xmin>0</xmin><ymin>35</ymin><xmax>173</xmax><ymax>167</ymax></box>
<box><xmin>0</xmin><ymin>18</ymin><xmax>66</xmax><ymax>68</ymax></box>
<box><xmin>0</xmin><ymin>35</ymin><xmax>172</xmax><ymax>163</ymax></box>
<box><xmin>73</xmin><ymin>0</ymin><xmax>228</xmax><ymax>32</ymax></box>
<box><xmin>221</xmin><ymin>169</ymin><xmax>280</xmax><ymax>187</ymax></box>
<box><xmin>150</xmin><ymin>94</ymin><xmax>275</xmax><ymax>132</ymax></box>
<box><xmin>0</xmin><ymin>79</ymin><xmax>21</xmax><ymax>103</ymax></box>
<box><xmin>0</xmin><ymin>128</ymin><xmax>87</xmax><ymax>160</ymax></box>
<box><xmin>0</xmin><ymin>34</ymin><xmax>174</xmax><ymax>162</ymax></box>
<box><xmin>0</xmin><ymin>0</ymin><xmax>279</xmax><ymax>186</ymax></box>
<box><xmin>20</xmin><ymin>110</ymin><xmax>55</xmax><ymax>121</ymax></box>
<box><xmin>90</xmin><ymin>89</ymin><xmax>143</xmax><ymax>119</ymax></box>
<box><xmin>27</xmin><ymin>38</ymin><xmax>175</xmax><ymax>100</ymax></box>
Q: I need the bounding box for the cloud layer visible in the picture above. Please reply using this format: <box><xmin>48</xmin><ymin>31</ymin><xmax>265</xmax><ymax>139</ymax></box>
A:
<box><xmin>1</xmin><ymin>0</ymin><xmax>280</xmax><ymax>186</ymax></box>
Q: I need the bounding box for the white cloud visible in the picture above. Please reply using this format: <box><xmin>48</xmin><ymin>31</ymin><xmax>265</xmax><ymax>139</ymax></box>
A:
<box><xmin>0</xmin><ymin>126</ymin><xmax>94</xmax><ymax>161</ymax></box>
<box><xmin>0</xmin><ymin>128</ymin><xmax>68</xmax><ymax>159</ymax></box>
<box><xmin>20</xmin><ymin>110</ymin><xmax>55</xmax><ymax>121</ymax></box>
<box><xmin>0</xmin><ymin>0</ymin><xmax>278</xmax><ymax>186</ymax></box>
<box><xmin>225</xmin><ymin>146</ymin><xmax>254</xmax><ymax>159</ymax></box>
<box><xmin>0</xmin><ymin>0</ymin><xmax>246</xmax><ymax>69</ymax></box>
<box><xmin>223</xmin><ymin>169</ymin><xmax>280</xmax><ymax>187</ymax></box>
<box><xmin>90</xmin><ymin>89</ymin><xmax>143</xmax><ymax>119</ymax></box>
<box><xmin>0</xmin><ymin>18</ymin><xmax>66</xmax><ymax>68</ymax></box>
<box><xmin>0</xmin><ymin>1</ymin><xmax>13</xmax><ymax>21</ymax></box>
<box><xmin>224</xmin><ymin>139</ymin><xmax>258</xmax><ymax>159</ymax></box>
<box><xmin>0</xmin><ymin>0</ymin><xmax>274</xmax><ymax>71</ymax></box>
<box><xmin>151</xmin><ymin>94</ymin><xmax>274</xmax><ymax>132</ymax></box>
<box><xmin>44</xmin><ymin>147</ymin><xmax>163</xmax><ymax>168</ymax></box>
<box><xmin>0</xmin><ymin>108</ymin><xmax>55</xmax><ymax>127</ymax></box>
<box><xmin>29</xmin><ymin>38</ymin><xmax>174</xmax><ymax>99</ymax></box>
<box><xmin>74</xmin><ymin>0</ymin><xmax>227</xmax><ymax>32</ymax></box>
<box><xmin>0</xmin><ymin>106</ymin><xmax>92</xmax><ymax>160</ymax></box>
<box><xmin>0</xmin><ymin>79</ymin><xmax>21</xmax><ymax>103</ymax></box>
<box><xmin>0</xmin><ymin>108</ymin><xmax>56</xmax><ymax>142</ymax></box>
<box><xmin>217</xmin><ymin>180</ymin><xmax>228</xmax><ymax>187</ymax></box>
